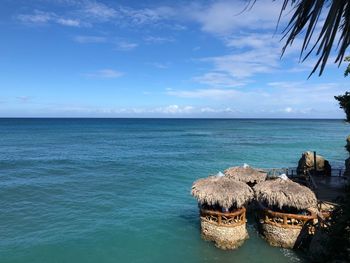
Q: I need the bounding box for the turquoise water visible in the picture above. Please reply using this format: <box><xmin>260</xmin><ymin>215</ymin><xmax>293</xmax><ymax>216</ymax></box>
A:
<box><xmin>0</xmin><ymin>118</ymin><xmax>348</xmax><ymax>263</ymax></box>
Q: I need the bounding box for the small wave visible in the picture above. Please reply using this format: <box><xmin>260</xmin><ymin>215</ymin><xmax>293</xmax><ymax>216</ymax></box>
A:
<box><xmin>281</xmin><ymin>248</ymin><xmax>303</xmax><ymax>262</ymax></box>
<box><xmin>181</xmin><ymin>132</ymin><xmax>212</xmax><ymax>137</ymax></box>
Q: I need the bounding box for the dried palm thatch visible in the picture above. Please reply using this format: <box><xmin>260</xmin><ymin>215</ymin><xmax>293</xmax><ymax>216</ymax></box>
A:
<box><xmin>224</xmin><ymin>166</ymin><xmax>267</xmax><ymax>184</ymax></box>
<box><xmin>254</xmin><ymin>178</ymin><xmax>317</xmax><ymax>210</ymax></box>
<box><xmin>191</xmin><ymin>176</ymin><xmax>254</xmax><ymax>209</ymax></box>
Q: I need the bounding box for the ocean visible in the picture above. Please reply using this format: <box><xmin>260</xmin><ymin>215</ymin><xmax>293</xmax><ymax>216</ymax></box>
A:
<box><xmin>0</xmin><ymin>118</ymin><xmax>348</xmax><ymax>263</ymax></box>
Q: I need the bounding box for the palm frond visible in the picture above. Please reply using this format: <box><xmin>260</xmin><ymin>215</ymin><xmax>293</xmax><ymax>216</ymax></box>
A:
<box><xmin>280</xmin><ymin>0</ymin><xmax>350</xmax><ymax>76</ymax></box>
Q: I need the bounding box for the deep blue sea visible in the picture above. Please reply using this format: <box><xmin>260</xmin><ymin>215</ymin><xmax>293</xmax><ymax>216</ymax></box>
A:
<box><xmin>0</xmin><ymin>118</ymin><xmax>349</xmax><ymax>263</ymax></box>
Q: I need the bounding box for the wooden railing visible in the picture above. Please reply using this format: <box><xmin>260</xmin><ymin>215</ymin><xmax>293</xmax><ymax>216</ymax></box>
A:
<box><xmin>200</xmin><ymin>207</ymin><xmax>246</xmax><ymax>227</ymax></box>
<box><xmin>307</xmin><ymin>172</ymin><xmax>319</xmax><ymax>198</ymax></box>
<box><xmin>316</xmin><ymin>200</ymin><xmax>338</xmax><ymax>227</ymax></box>
<box><xmin>260</xmin><ymin>206</ymin><xmax>316</xmax><ymax>230</ymax></box>
<box><xmin>261</xmin><ymin>167</ymin><xmax>346</xmax><ymax>178</ymax></box>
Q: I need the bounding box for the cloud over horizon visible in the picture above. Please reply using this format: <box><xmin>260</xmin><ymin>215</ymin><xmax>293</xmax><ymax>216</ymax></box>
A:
<box><xmin>2</xmin><ymin>0</ymin><xmax>348</xmax><ymax>118</ymax></box>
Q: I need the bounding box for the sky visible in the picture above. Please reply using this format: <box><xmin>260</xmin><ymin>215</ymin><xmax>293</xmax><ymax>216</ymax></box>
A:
<box><xmin>0</xmin><ymin>0</ymin><xmax>349</xmax><ymax>118</ymax></box>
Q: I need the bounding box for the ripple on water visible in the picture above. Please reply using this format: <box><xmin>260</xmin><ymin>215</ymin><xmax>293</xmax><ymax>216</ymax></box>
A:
<box><xmin>0</xmin><ymin>118</ymin><xmax>347</xmax><ymax>262</ymax></box>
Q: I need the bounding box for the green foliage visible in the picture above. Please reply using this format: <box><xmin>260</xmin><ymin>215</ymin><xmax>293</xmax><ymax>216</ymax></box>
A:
<box><xmin>334</xmin><ymin>92</ymin><xmax>350</xmax><ymax>122</ymax></box>
<box><xmin>334</xmin><ymin>57</ymin><xmax>350</xmax><ymax>124</ymax></box>
<box><xmin>344</xmin><ymin>56</ymin><xmax>350</xmax><ymax>77</ymax></box>
<box><xmin>324</xmin><ymin>185</ymin><xmax>350</xmax><ymax>262</ymax></box>
<box><xmin>246</xmin><ymin>1</ymin><xmax>350</xmax><ymax>76</ymax></box>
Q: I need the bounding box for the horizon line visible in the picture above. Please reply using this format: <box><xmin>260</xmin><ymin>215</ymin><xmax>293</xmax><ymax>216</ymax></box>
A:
<box><xmin>0</xmin><ymin>117</ymin><xmax>345</xmax><ymax>120</ymax></box>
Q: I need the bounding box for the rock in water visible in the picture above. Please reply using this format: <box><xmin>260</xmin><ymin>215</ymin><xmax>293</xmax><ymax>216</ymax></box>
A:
<box><xmin>343</xmin><ymin>136</ymin><xmax>350</xmax><ymax>177</ymax></box>
<box><xmin>344</xmin><ymin>157</ymin><xmax>350</xmax><ymax>177</ymax></box>
<box><xmin>346</xmin><ymin>135</ymin><xmax>350</xmax><ymax>153</ymax></box>
<box><xmin>297</xmin><ymin>151</ymin><xmax>331</xmax><ymax>176</ymax></box>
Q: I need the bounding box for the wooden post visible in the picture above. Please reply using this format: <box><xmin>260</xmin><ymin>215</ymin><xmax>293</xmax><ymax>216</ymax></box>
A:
<box><xmin>218</xmin><ymin>214</ymin><xmax>222</xmax><ymax>225</ymax></box>
<box><xmin>313</xmin><ymin>151</ymin><xmax>317</xmax><ymax>176</ymax></box>
<box><xmin>283</xmin><ymin>215</ymin><xmax>287</xmax><ymax>226</ymax></box>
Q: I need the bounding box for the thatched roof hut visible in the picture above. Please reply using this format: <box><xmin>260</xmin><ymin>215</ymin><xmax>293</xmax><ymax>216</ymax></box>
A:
<box><xmin>191</xmin><ymin>175</ymin><xmax>254</xmax><ymax>209</ymax></box>
<box><xmin>224</xmin><ymin>166</ymin><xmax>267</xmax><ymax>185</ymax></box>
<box><xmin>253</xmin><ymin>178</ymin><xmax>317</xmax><ymax>210</ymax></box>
<box><xmin>192</xmin><ymin>175</ymin><xmax>253</xmax><ymax>250</ymax></box>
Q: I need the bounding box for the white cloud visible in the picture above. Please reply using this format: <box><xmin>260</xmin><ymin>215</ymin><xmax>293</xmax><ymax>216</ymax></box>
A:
<box><xmin>167</xmin><ymin>88</ymin><xmax>241</xmax><ymax>100</ymax></box>
<box><xmin>56</xmin><ymin>18</ymin><xmax>80</xmax><ymax>27</ymax></box>
<box><xmin>144</xmin><ymin>36</ymin><xmax>175</xmax><ymax>44</ymax></box>
<box><xmin>17</xmin><ymin>10</ymin><xmax>81</xmax><ymax>27</ymax></box>
<box><xmin>172</xmin><ymin>24</ymin><xmax>187</xmax><ymax>31</ymax></box>
<box><xmin>16</xmin><ymin>96</ymin><xmax>31</xmax><ymax>103</ymax></box>
<box><xmin>82</xmin><ymin>1</ymin><xmax>118</xmax><ymax>21</ymax></box>
<box><xmin>193</xmin><ymin>72</ymin><xmax>246</xmax><ymax>88</ymax></box>
<box><xmin>152</xmin><ymin>105</ymin><xmax>194</xmax><ymax>114</ymax></box>
<box><xmin>284</xmin><ymin>107</ymin><xmax>293</xmax><ymax>113</ymax></box>
<box><xmin>189</xmin><ymin>0</ymin><xmax>285</xmax><ymax>36</ymax></box>
<box><xmin>200</xmin><ymin>106</ymin><xmax>235</xmax><ymax>113</ymax></box>
<box><xmin>85</xmin><ymin>69</ymin><xmax>124</xmax><ymax>78</ymax></box>
<box><xmin>17</xmin><ymin>11</ymin><xmax>52</xmax><ymax>24</ymax></box>
<box><xmin>165</xmin><ymin>81</ymin><xmax>347</xmax><ymax>117</ymax></box>
<box><xmin>194</xmin><ymin>30</ymin><xmax>306</xmax><ymax>85</ymax></box>
<box><xmin>115</xmin><ymin>41</ymin><xmax>138</xmax><ymax>51</ymax></box>
<box><xmin>225</xmin><ymin>33</ymin><xmax>280</xmax><ymax>50</ymax></box>
<box><xmin>201</xmin><ymin>49</ymin><xmax>279</xmax><ymax>79</ymax></box>
<box><xmin>74</xmin><ymin>35</ymin><xmax>107</xmax><ymax>43</ymax></box>
<box><xmin>51</xmin><ymin>104</ymin><xmax>242</xmax><ymax>116</ymax></box>
<box><xmin>74</xmin><ymin>36</ymin><xmax>138</xmax><ymax>51</ymax></box>
<box><xmin>190</xmin><ymin>30</ymin><xmax>297</xmax><ymax>87</ymax></box>
<box><xmin>148</xmin><ymin>62</ymin><xmax>170</xmax><ymax>69</ymax></box>
<box><xmin>119</xmin><ymin>6</ymin><xmax>175</xmax><ymax>25</ymax></box>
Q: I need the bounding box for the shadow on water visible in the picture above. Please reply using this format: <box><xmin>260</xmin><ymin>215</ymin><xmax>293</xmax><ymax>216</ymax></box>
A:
<box><xmin>178</xmin><ymin>207</ymin><xmax>200</xmax><ymax>228</ymax></box>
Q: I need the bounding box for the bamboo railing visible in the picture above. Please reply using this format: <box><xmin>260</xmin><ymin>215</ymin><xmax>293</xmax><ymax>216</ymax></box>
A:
<box><xmin>200</xmin><ymin>207</ymin><xmax>246</xmax><ymax>227</ymax></box>
<box><xmin>260</xmin><ymin>207</ymin><xmax>316</xmax><ymax>230</ymax></box>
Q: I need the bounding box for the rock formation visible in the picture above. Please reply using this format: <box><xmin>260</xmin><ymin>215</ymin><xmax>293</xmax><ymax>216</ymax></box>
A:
<box><xmin>297</xmin><ymin>151</ymin><xmax>331</xmax><ymax>176</ymax></box>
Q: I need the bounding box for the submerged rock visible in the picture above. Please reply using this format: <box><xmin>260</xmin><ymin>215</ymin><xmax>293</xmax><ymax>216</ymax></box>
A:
<box><xmin>297</xmin><ymin>151</ymin><xmax>331</xmax><ymax>176</ymax></box>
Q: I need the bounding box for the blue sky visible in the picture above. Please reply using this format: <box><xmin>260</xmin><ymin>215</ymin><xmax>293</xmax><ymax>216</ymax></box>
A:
<box><xmin>0</xmin><ymin>0</ymin><xmax>348</xmax><ymax>118</ymax></box>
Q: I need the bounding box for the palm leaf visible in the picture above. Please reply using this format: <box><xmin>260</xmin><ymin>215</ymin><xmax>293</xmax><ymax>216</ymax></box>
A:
<box><xmin>279</xmin><ymin>0</ymin><xmax>350</xmax><ymax>76</ymax></box>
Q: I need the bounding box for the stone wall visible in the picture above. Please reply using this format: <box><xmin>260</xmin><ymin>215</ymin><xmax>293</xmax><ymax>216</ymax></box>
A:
<box><xmin>260</xmin><ymin>223</ymin><xmax>302</xmax><ymax>249</ymax></box>
<box><xmin>200</xmin><ymin>219</ymin><xmax>248</xmax><ymax>249</ymax></box>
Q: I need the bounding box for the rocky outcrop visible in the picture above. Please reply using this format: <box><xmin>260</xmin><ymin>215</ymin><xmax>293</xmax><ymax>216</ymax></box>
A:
<box><xmin>308</xmin><ymin>229</ymin><xmax>331</xmax><ymax>262</ymax></box>
<box><xmin>344</xmin><ymin>136</ymin><xmax>350</xmax><ymax>177</ymax></box>
<box><xmin>344</xmin><ymin>157</ymin><xmax>350</xmax><ymax>177</ymax></box>
<box><xmin>297</xmin><ymin>151</ymin><xmax>331</xmax><ymax>176</ymax></box>
<box><xmin>346</xmin><ymin>135</ymin><xmax>350</xmax><ymax>153</ymax></box>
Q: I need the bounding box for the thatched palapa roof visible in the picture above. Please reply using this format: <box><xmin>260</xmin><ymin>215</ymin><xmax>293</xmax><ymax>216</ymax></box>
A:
<box><xmin>253</xmin><ymin>178</ymin><xmax>317</xmax><ymax>210</ymax></box>
<box><xmin>191</xmin><ymin>175</ymin><xmax>254</xmax><ymax>209</ymax></box>
<box><xmin>224</xmin><ymin>166</ymin><xmax>267</xmax><ymax>184</ymax></box>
